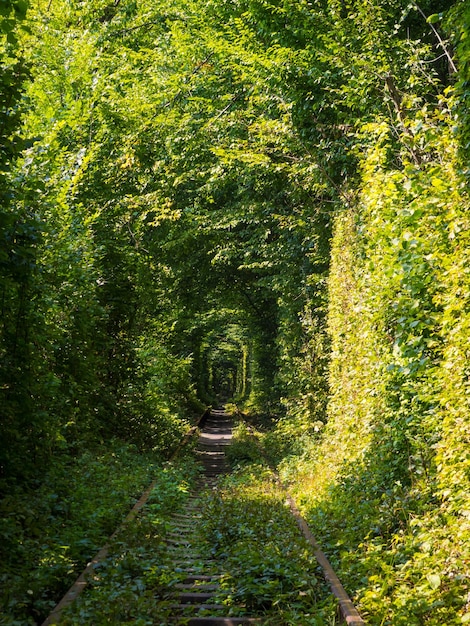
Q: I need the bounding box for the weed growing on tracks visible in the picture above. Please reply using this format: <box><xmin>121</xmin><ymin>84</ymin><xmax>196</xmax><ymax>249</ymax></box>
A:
<box><xmin>200</xmin><ymin>462</ymin><xmax>339</xmax><ymax>625</ymax></box>
<box><xmin>0</xmin><ymin>442</ymin><xmax>184</xmax><ymax>625</ymax></box>
<box><xmin>42</xmin><ymin>455</ymin><xmax>200</xmax><ymax>625</ymax></box>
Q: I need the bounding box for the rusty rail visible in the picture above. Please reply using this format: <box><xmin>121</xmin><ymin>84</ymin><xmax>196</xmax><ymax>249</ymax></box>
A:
<box><xmin>41</xmin><ymin>407</ymin><xmax>211</xmax><ymax>626</ymax></box>
<box><xmin>286</xmin><ymin>495</ymin><xmax>365</xmax><ymax>625</ymax></box>
<box><xmin>234</xmin><ymin>407</ymin><xmax>365</xmax><ymax>626</ymax></box>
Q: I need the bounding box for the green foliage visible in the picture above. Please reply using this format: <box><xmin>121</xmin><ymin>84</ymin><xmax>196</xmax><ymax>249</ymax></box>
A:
<box><xmin>0</xmin><ymin>0</ymin><xmax>48</xmax><ymax>481</ymax></box>
<box><xmin>0</xmin><ymin>442</ymin><xmax>175</xmax><ymax>625</ymax></box>
<box><xmin>446</xmin><ymin>0</ymin><xmax>470</xmax><ymax>166</ymax></box>
<box><xmin>225</xmin><ymin>421</ymin><xmax>263</xmax><ymax>466</ymax></box>
<box><xmin>1</xmin><ymin>0</ymin><xmax>470</xmax><ymax>623</ymax></box>
<box><xmin>58</xmin><ymin>458</ymin><xmax>199</xmax><ymax>626</ymax></box>
<box><xmin>1</xmin><ymin>0</ymin><xmax>215</xmax><ymax>480</ymax></box>
<box><xmin>201</xmin><ymin>465</ymin><xmax>338</xmax><ymax>624</ymax></box>
<box><xmin>48</xmin><ymin>455</ymin><xmax>337</xmax><ymax>625</ymax></box>
<box><xmin>279</xmin><ymin>61</ymin><xmax>470</xmax><ymax>625</ymax></box>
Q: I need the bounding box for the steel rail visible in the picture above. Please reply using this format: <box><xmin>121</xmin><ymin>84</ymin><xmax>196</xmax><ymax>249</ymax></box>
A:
<box><xmin>41</xmin><ymin>407</ymin><xmax>211</xmax><ymax>626</ymax></box>
<box><xmin>235</xmin><ymin>408</ymin><xmax>366</xmax><ymax>626</ymax></box>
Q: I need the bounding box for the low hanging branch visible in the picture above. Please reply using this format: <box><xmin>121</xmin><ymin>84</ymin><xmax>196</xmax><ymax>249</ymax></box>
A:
<box><xmin>411</xmin><ymin>1</ymin><xmax>457</xmax><ymax>74</ymax></box>
<box><xmin>160</xmin><ymin>52</ymin><xmax>216</xmax><ymax>112</ymax></box>
<box><xmin>110</xmin><ymin>19</ymin><xmax>167</xmax><ymax>37</ymax></box>
<box><xmin>384</xmin><ymin>74</ymin><xmax>406</xmax><ymax>126</ymax></box>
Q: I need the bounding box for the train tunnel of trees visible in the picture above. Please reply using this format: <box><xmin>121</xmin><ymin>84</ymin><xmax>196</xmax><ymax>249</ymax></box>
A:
<box><xmin>1</xmin><ymin>0</ymin><xmax>470</xmax><ymax>624</ymax></box>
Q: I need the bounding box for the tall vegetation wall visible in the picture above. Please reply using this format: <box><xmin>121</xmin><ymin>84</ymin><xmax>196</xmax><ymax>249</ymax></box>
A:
<box><xmin>280</xmin><ymin>2</ymin><xmax>470</xmax><ymax>624</ymax></box>
<box><xmin>2</xmin><ymin>0</ymin><xmax>336</xmax><ymax>485</ymax></box>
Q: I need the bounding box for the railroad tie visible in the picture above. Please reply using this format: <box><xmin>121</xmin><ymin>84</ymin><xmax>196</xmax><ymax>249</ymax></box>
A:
<box><xmin>165</xmin><ymin>410</ymin><xmax>261</xmax><ymax>625</ymax></box>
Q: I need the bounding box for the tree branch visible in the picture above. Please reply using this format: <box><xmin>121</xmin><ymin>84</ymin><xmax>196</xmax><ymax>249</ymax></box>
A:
<box><xmin>411</xmin><ymin>1</ymin><xmax>457</xmax><ymax>74</ymax></box>
<box><xmin>110</xmin><ymin>20</ymin><xmax>162</xmax><ymax>37</ymax></box>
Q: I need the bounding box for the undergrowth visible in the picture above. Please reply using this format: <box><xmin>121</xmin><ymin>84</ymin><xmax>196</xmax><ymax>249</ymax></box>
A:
<box><xmin>0</xmin><ymin>439</ymin><xmax>193</xmax><ymax>626</ymax></box>
<box><xmin>200</xmin><ymin>464</ymin><xmax>338</xmax><ymax>625</ymax></box>
<box><xmin>231</xmin><ymin>402</ymin><xmax>470</xmax><ymax>625</ymax></box>
<box><xmin>53</xmin><ymin>424</ymin><xmax>338</xmax><ymax>626</ymax></box>
<box><xmin>281</xmin><ymin>449</ymin><xmax>470</xmax><ymax>626</ymax></box>
<box><xmin>58</xmin><ymin>457</ymin><xmax>200</xmax><ymax>625</ymax></box>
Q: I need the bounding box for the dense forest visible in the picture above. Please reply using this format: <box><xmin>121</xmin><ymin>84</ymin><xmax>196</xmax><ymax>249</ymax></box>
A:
<box><xmin>1</xmin><ymin>0</ymin><xmax>469</xmax><ymax>624</ymax></box>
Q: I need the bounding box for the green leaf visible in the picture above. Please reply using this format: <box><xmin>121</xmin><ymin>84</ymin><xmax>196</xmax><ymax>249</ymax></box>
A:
<box><xmin>427</xmin><ymin>13</ymin><xmax>441</xmax><ymax>24</ymax></box>
<box><xmin>6</xmin><ymin>29</ymin><xmax>17</xmax><ymax>44</ymax></box>
<box><xmin>426</xmin><ymin>573</ymin><xmax>441</xmax><ymax>590</ymax></box>
<box><xmin>14</xmin><ymin>0</ymin><xmax>28</xmax><ymax>19</ymax></box>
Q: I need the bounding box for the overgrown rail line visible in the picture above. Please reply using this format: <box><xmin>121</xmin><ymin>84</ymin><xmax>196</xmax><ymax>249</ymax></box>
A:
<box><xmin>164</xmin><ymin>409</ymin><xmax>262</xmax><ymax>625</ymax></box>
<box><xmin>42</xmin><ymin>409</ymin><xmax>365</xmax><ymax>625</ymax></box>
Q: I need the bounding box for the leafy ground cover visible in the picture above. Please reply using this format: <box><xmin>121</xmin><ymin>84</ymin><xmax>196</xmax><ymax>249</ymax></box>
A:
<box><xmin>232</xmin><ymin>410</ymin><xmax>470</xmax><ymax>626</ymax></box>
<box><xmin>200</xmin><ymin>464</ymin><xmax>339</xmax><ymax>625</ymax></box>
<box><xmin>44</xmin><ymin>423</ymin><xmax>338</xmax><ymax>626</ymax></box>
<box><xmin>283</xmin><ymin>452</ymin><xmax>470</xmax><ymax>626</ymax></box>
<box><xmin>58</xmin><ymin>456</ymin><xmax>200</xmax><ymax>625</ymax></box>
<box><xmin>0</xmin><ymin>442</ymin><xmax>195</xmax><ymax>626</ymax></box>
<box><xmin>251</xmin><ymin>403</ymin><xmax>470</xmax><ymax>626</ymax></box>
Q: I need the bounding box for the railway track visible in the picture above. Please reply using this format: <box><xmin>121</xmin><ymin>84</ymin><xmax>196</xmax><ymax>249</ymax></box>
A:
<box><xmin>43</xmin><ymin>408</ymin><xmax>365</xmax><ymax>625</ymax></box>
<box><xmin>164</xmin><ymin>409</ymin><xmax>261</xmax><ymax>625</ymax></box>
